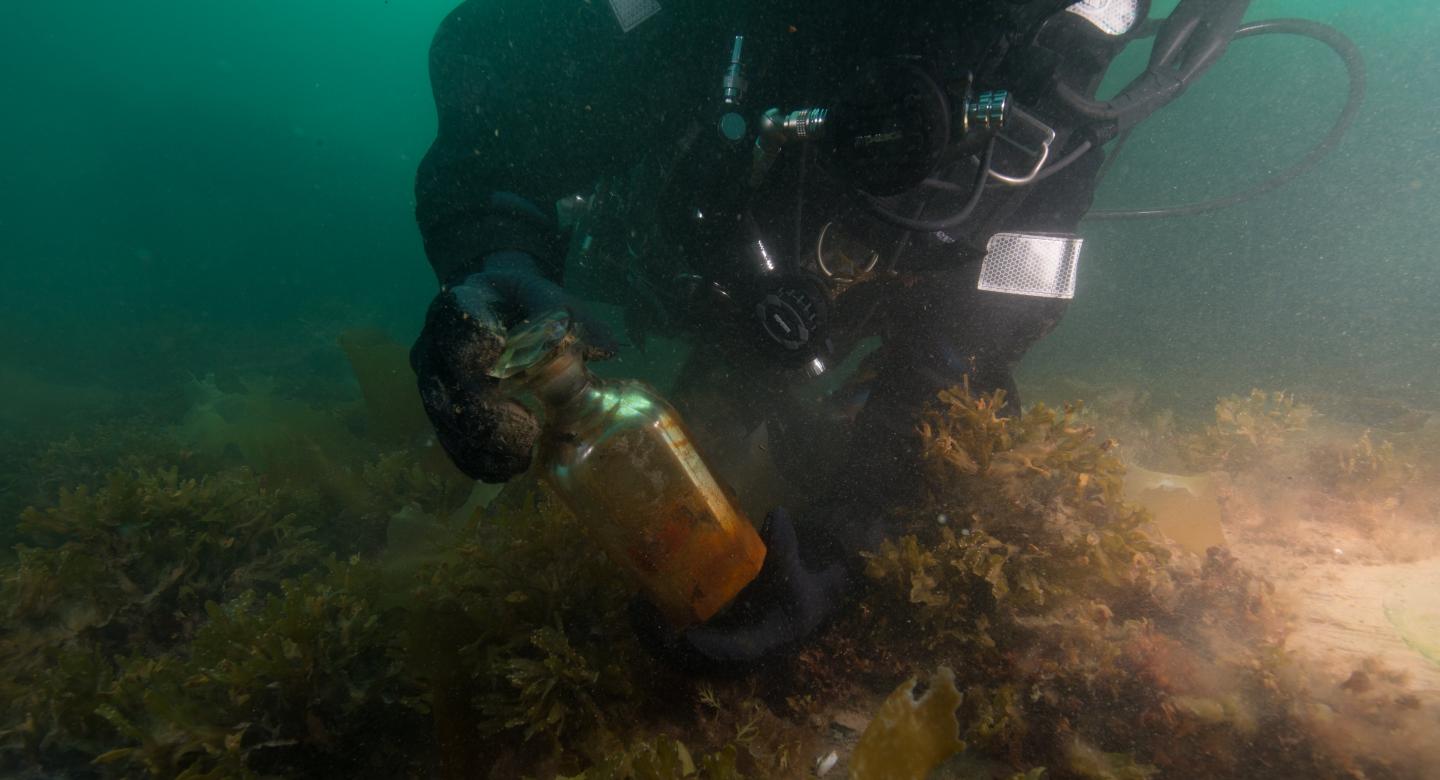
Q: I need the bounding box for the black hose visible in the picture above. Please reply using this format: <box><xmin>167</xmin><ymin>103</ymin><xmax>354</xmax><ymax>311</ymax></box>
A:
<box><xmin>862</xmin><ymin>138</ymin><xmax>997</xmax><ymax>231</ymax></box>
<box><xmin>1086</xmin><ymin>18</ymin><xmax>1366</xmax><ymax>221</ymax></box>
<box><xmin>1093</xmin><ymin>129</ymin><xmax>1134</xmax><ymax>190</ymax></box>
<box><xmin>1031</xmin><ymin>139</ymin><xmax>1095</xmax><ymax>183</ymax></box>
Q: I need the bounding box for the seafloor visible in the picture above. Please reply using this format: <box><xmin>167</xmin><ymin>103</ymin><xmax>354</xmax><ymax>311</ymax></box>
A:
<box><xmin>2</xmin><ymin>329</ymin><xmax>1437</xmax><ymax>780</ymax></box>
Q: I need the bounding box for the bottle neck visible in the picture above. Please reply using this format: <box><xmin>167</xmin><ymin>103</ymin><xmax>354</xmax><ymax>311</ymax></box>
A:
<box><xmin>522</xmin><ymin>348</ymin><xmax>595</xmax><ymax>419</ymax></box>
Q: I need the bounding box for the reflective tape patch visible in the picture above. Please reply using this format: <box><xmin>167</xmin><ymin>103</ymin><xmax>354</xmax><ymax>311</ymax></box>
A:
<box><xmin>978</xmin><ymin>232</ymin><xmax>1083</xmax><ymax>300</ymax></box>
<box><xmin>1066</xmin><ymin>0</ymin><xmax>1141</xmax><ymax>36</ymax></box>
<box><xmin>607</xmin><ymin>0</ymin><xmax>662</xmax><ymax>33</ymax></box>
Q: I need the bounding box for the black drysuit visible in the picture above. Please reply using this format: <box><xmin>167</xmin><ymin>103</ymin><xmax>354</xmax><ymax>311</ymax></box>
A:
<box><xmin>411</xmin><ymin>0</ymin><xmax>1137</xmax><ymax>661</ymax></box>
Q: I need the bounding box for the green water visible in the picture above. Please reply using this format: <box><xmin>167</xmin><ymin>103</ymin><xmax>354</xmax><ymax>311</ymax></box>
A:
<box><xmin>2</xmin><ymin>2</ymin><xmax>1434</xmax><ymax>425</ymax></box>
<box><xmin>1030</xmin><ymin>1</ymin><xmax>1440</xmax><ymax>412</ymax></box>
<box><xmin>2</xmin><ymin>1</ymin><xmax>1439</xmax><ymax>778</ymax></box>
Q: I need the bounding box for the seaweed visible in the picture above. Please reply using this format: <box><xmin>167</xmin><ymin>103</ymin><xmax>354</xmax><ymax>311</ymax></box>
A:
<box><xmin>688</xmin><ymin>684</ymin><xmax>812</xmax><ymax>778</ymax></box>
<box><xmin>337</xmin><ymin>328</ymin><xmax>433</xmax><ymax>445</ymax></box>
<box><xmin>866</xmin><ymin>381</ymin><xmax>1171</xmax><ymax>647</ymax></box>
<box><xmin>174</xmin><ymin>373</ymin><xmax>365</xmax><ymax>475</ymax></box>
<box><xmin>404</xmin><ymin>481</ymin><xmax>648</xmax><ymax>775</ymax></box>
<box><xmin>404</xmin><ymin>482</ymin><xmax>822</xmax><ymax>778</ymax></box>
<box><xmin>3</xmin><ymin>420</ymin><xmax>195</xmax><ymax>559</ymax></box>
<box><xmin>2</xmin><ymin>451</ymin><xmax>651</xmax><ymax>778</ymax></box>
<box><xmin>850</xmin><ymin>382</ymin><xmax>1410</xmax><ymax>780</ymax></box>
<box><xmin>849</xmin><ymin>668</ymin><xmax>964</xmax><ymax>780</ymax></box>
<box><xmin>3</xmin><ymin>545</ymin><xmax>426</xmax><ymax>778</ymax></box>
<box><xmin>91</xmin><ymin>557</ymin><xmax>427</xmax><ymax>780</ymax></box>
<box><xmin>5</xmin><ymin>365</ymin><xmax>1438</xmax><ymax>780</ymax></box>
<box><xmin>563</xmin><ymin>735</ymin><xmax>743</xmax><ymax>779</ymax></box>
<box><xmin>31</xmin><ymin>421</ymin><xmax>200</xmax><ymax>500</ymax></box>
<box><xmin>0</xmin><ymin>642</ymin><xmax>120</xmax><ymax>771</ymax></box>
<box><xmin>0</xmin><ymin>466</ymin><xmax>335</xmax><ymax>774</ymax></box>
<box><xmin>1186</xmin><ymin>389</ymin><xmax>1314</xmax><ymax>470</ymax></box>
<box><xmin>0</xmin><ymin>443</ymin><xmax>469</xmax><ymax>777</ymax></box>
<box><xmin>1310</xmin><ymin>429</ymin><xmax>1414</xmax><ymax>502</ymax></box>
<box><xmin>7</xmin><ymin>467</ymin><xmax>329</xmax><ymax>648</ymax></box>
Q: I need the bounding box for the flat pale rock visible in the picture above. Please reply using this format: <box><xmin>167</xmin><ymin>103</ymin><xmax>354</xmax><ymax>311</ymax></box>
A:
<box><xmin>830</xmin><ymin>710</ymin><xmax>871</xmax><ymax>734</ymax></box>
<box><xmin>1287</xmin><ymin>558</ymin><xmax>1440</xmax><ymax>692</ymax></box>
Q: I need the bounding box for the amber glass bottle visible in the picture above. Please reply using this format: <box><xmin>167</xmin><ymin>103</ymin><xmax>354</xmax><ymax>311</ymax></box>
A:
<box><xmin>495</xmin><ymin>313</ymin><xmax>767</xmax><ymax>627</ymax></box>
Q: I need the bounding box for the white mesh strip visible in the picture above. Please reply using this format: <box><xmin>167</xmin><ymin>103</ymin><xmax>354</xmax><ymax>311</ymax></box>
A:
<box><xmin>1066</xmin><ymin>0</ymin><xmax>1141</xmax><ymax>36</ymax></box>
<box><xmin>978</xmin><ymin>233</ymin><xmax>1083</xmax><ymax>300</ymax></box>
<box><xmin>607</xmin><ymin>0</ymin><xmax>662</xmax><ymax>34</ymax></box>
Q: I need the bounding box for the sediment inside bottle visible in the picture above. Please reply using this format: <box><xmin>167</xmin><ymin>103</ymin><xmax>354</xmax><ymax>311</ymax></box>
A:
<box><xmin>543</xmin><ymin>388</ymin><xmax>767</xmax><ymax>627</ymax></box>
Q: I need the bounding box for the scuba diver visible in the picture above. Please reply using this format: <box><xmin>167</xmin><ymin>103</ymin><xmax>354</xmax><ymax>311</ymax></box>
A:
<box><xmin>410</xmin><ymin>0</ymin><xmax>1363</xmax><ymax>664</ymax></box>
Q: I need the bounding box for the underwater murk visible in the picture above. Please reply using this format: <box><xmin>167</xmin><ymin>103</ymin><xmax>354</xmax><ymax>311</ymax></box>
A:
<box><xmin>5</xmin><ymin>2</ymin><xmax>1440</xmax><ymax>779</ymax></box>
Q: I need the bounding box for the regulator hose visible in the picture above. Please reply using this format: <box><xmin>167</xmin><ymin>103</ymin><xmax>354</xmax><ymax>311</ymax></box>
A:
<box><xmin>1087</xmin><ymin>18</ymin><xmax>1366</xmax><ymax>221</ymax></box>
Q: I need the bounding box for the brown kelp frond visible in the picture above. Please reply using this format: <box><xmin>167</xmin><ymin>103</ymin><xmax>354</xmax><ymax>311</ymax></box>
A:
<box><xmin>1310</xmin><ymin>429</ymin><xmax>1415</xmax><ymax>502</ymax></box>
<box><xmin>405</xmin><ymin>481</ymin><xmax>647</xmax><ymax>771</ymax></box>
<box><xmin>869</xmin><ymin>382</ymin><xmax>1170</xmax><ymax>644</ymax></box>
<box><xmin>563</xmin><ymin>735</ymin><xmax>744</xmax><ymax>780</ymax></box>
<box><xmin>8</xmin><ymin>467</ymin><xmax>328</xmax><ymax>645</ymax></box>
<box><xmin>1187</xmin><ymin>389</ymin><xmax>1314</xmax><ymax>470</ymax></box>
<box><xmin>851</xmin><ymin>382</ymin><xmax>1418</xmax><ymax>779</ymax></box>
<box><xmin>5</xmin><ymin>376</ymin><xmax>1438</xmax><ymax>780</ymax></box>
<box><xmin>92</xmin><ymin>557</ymin><xmax>425</xmax><ymax>779</ymax></box>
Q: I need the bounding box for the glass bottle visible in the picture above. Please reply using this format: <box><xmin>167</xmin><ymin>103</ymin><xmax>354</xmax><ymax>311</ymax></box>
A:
<box><xmin>494</xmin><ymin>313</ymin><xmax>767</xmax><ymax>627</ymax></box>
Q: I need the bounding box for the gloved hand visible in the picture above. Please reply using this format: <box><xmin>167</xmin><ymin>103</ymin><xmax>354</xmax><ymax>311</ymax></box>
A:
<box><xmin>631</xmin><ymin>508</ymin><xmax>855</xmax><ymax>669</ymax></box>
<box><xmin>410</xmin><ymin>251</ymin><xmax>616</xmax><ymax>483</ymax></box>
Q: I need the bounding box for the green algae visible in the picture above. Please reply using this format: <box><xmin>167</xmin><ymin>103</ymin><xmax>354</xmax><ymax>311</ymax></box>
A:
<box><xmin>90</xmin><ymin>558</ymin><xmax>425</xmax><ymax>779</ymax></box>
<box><xmin>561</xmin><ymin>736</ymin><xmax>742</xmax><ymax>780</ymax></box>
<box><xmin>3</xmin><ymin>379</ymin><xmax>1438</xmax><ymax>780</ymax></box>
<box><xmin>1187</xmin><ymin>389</ymin><xmax>1314</xmax><ymax>470</ymax></box>
<box><xmin>852</xmin><ymin>383</ymin><xmax>1391</xmax><ymax>779</ymax></box>
<box><xmin>1312</xmin><ymin>429</ymin><xmax>1415</xmax><ymax>502</ymax></box>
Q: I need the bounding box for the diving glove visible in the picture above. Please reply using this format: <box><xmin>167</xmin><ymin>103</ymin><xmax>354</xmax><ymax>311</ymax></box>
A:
<box><xmin>411</xmin><ymin>251</ymin><xmax>616</xmax><ymax>483</ymax></box>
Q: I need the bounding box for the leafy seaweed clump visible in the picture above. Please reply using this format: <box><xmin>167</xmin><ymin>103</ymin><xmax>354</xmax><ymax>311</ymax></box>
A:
<box><xmin>0</xmin><ymin>429</ymin><xmax>36</xmax><ymax>555</ymax></box>
<box><xmin>31</xmin><ymin>421</ymin><xmax>200</xmax><ymax>502</ymax></box>
<box><xmin>0</xmin><ymin>450</ymin><xmax>460</xmax><ymax>778</ymax></box>
<box><xmin>405</xmin><ymin>482</ymin><xmax>649</xmax><ymax>776</ymax></box>
<box><xmin>406</xmin><ymin>485</ymin><xmax>816</xmax><ymax>778</ymax></box>
<box><xmin>3</xmin><ymin>420</ymin><xmax>194</xmax><ymax>558</ymax></box>
<box><xmin>867</xmin><ymin>383</ymin><xmax>1171</xmax><ymax>643</ymax></box>
<box><xmin>93</xmin><ymin>558</ymin><xmax>426</xmax><ymax>779</ymax></box>
<box><xmin>174</xmin><ymin>374</ymin><xmax>364</xmax><ymax>474</ymax></box>
<box><xmin>0</xmin><ymin>466</ymin><xmax>336</xmax><ymax>772</ymax></box>
<box><xmin>1186</xmin><ymin>389</ymin><xmax>1314</xmax><ymax>470</ymax></box>
<box><xmin>10</xmin><ymin>360</ymin><xmax>1433</xmax><ymax>779</ymax></box>
<box><xmin>7</xmin><ymin>468</ymin><xmax>329</xmax><ymax>646</ymax></box>
<box><xmin>853</xmin><ymin>383</ymin><xmax>1364</xmax><ymax>779</ymax></box>
<box><xmin>563</xmin><ymin>735</ymin><xmax>742</xmax><ymax>780</ymax></box>
<box><xmin>1309</xmin><ymin>429</ymin><xmax>1414</xmax><ymax>502</ymax></box>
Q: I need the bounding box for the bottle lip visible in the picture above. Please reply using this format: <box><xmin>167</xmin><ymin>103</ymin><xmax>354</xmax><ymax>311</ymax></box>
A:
<box><xmin>491</xmin><ymin>310</ymin><xmax>577</xmax><ymax>380</ymax></box>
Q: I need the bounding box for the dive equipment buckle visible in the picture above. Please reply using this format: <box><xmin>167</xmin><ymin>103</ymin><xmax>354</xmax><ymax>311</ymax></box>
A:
<box><xmin>988</xmin><ymin>107</ymin><xmax>1058</xmax><ymax>187</ymax></box>
<box><xmin>814</xmin><ymin>222</ymin><xmax>881</xmax><ymax>286</ymax></box>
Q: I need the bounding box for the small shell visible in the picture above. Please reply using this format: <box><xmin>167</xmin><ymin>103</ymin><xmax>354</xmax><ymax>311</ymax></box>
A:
<box><xmin>815</xmin><ymin>750</ymin><xmax>839</xmax><ymax>777</ymax></box>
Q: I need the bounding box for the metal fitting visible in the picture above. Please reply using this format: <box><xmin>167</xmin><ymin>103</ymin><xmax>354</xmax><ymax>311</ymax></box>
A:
<box><xmin>965</xmin><ymin>90</ymin><xmax>1010</xmax><ymax>136</ymax></box>
<box><xmin>721</xmin><ymin>35</ymin><xmax>747</xmax><ymax>106</ymax></box>
<box><xmin>782</xmin><ymin>108</ymin><xmax>828</xmax><ymax>141</ymax></box>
